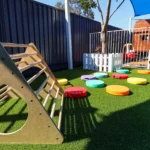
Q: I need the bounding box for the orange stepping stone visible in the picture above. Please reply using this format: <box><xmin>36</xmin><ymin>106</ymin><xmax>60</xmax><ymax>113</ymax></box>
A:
<box><xmin>106</xmin><ymin>85</ymin><xmax>130</xmax><ymax>96</ymax></box>
<box><xmin>137</xmin><ymin>70</ymin><xmax>150</xmax><ymax>74</ymax></box>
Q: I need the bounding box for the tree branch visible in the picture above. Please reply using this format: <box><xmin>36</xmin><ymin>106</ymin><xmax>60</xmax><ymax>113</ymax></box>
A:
<box><xmin>105</xmin><ymin>0</ymin><xmax>112</xmax><ymax>27</ymax></box>
<box><xmin>96</xmin><ymin>0</ymin><xmax>104</xmax><ymax>25</ymax></box>
<box><xmin>109</xmin><ymin>0</ymin><xmax>125</xmax><ymax>20</ymax></box>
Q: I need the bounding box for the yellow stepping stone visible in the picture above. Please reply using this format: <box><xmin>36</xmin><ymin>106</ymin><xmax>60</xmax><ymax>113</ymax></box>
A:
<box><xmin>137</xmin><ymin>70</ymin><xmax>150</xmax><ymax>74</ymax></box>
<box><xmin>106</xmin><ymin>85</ymin><xmax>130</xmax><ymax>96</ymax></box>
<box><xmin>57</xmin><ymin>78</ymin><xmax>68</xmax><ymax>86</ymax></box>
<box><xmin>127</xmin><ymin>77</ymin><xmax>147</xmax><ymax>85</ymax></box>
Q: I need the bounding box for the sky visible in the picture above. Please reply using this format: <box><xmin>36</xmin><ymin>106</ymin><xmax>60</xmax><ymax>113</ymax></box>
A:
<box><xmin>35</xmin><ymin>0</ymin><xmax>150</xmax><ymax>29</ymax></box>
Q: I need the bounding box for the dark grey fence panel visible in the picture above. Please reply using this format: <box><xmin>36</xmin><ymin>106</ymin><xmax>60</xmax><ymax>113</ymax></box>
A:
<box><xmin>0</xmin><ymin>0</ymin><xmax>120</xmax><ymax>70</ymax></box>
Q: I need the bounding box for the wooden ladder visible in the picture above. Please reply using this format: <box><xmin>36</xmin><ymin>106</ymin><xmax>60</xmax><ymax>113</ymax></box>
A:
<box><xmin>0</xmin><ymin>43</ymin><xmax>64</xmax><ymax>144</ymax></box>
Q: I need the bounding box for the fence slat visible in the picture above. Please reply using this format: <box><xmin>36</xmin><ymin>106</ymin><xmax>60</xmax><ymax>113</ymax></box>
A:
<box><xmin>83</xmin><ymin>53</ymin><xmax>123</xmax><ymax>72</ymax></box>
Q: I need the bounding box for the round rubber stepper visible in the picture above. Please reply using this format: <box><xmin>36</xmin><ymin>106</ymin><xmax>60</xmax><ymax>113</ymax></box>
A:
<box><xmin>127</xmin><ymin>77</ymin><xmax>147</xmax><ymax>85</ymax></box>
<box><xmin>64</xmin><ymin>87</ymin><xmax>87</xmax><ymax>98</ymax></box>
<box><xmin>57</xmin><ymin>78</ymin><xmax>68</xmax><ymax>86</ymax></box>
<box><xmin>116</xmin><ymin>69</ymin><xmax>129</xmax><ymax>74</ymax></box>
<box><xmin>112</xmin><ymin>73</ymin><xmax>128</xmax><ymax>79</ymax></box>
<box><xmin>106</xmin><ymin>85</ymin><xmax>130</xmax><ymax>96</ymax></box>
<box><xmin>86</xmin><ymin>80</ymin><xmax>105</xmax><ymax>88</ymax></box>
<box><xmin>137</xmin><ymin>70</ymin><xmax>150</xmax><ymax>74</ymax></box>
<box><xmin>81</xmin><ymin>75</ymin><xmax>96</xmax><ymax>81</ymax></box>
<box><xmin>93</xmin><ymin>72</ymin><xmax>108</xmax><ymax>78</ymax></box>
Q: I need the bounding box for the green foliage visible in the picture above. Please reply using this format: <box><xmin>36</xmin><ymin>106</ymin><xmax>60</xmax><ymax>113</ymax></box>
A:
<box><xmin>55</xmin><ymin>0</ymin><xmax>95</xmax><ymax>19</ymax></box>
<box><xmin>78</xmin><ymin>0</ymin><xmax>97</xmax><ymax>12</ymax></box>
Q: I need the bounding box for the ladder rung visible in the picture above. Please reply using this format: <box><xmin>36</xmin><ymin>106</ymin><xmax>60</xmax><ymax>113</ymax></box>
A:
<box><xmin>0</xmin><ymin>85</ymin><xmax>8</xmax><ymax>93</ymax></box>
<box><xmin>35</xmin><ymin>75</ymin><xmax>50</xmax><ymax>96</ymax></box>
<box><xmin>50</xmin><ymin>88</ymin><xmax>60</xmax><ymax>119</ymax></box>
<box><xmin>15</xmin><ymin>60</ymin><xmax>26</xmax><ymax>65</ymax></box>
<box><xmin>2</xmin><ymin>43</ymin><xmax>31</xmax><ymax>48</ymax></box>
<box><xmin>10</xmin><ymin>52</ymin><xmax>37</xmax><ymax>60</ymax></box>
<box><xmin>58</xmin><ymin>94</ymin><xmax>64</xmax><ymax>130</ymax></box>
<box><xmin>19</xmin><ymin>60</ymin><xmax>42</xmax><ymax>72</ymax></box>
<box><xmin>43</xmin><ymin>81</ymin><xmax>55</xmax><ymax>107</ymax></box>
<box><xmin>27</xmin><ymin>67</ymin><xmax>46</xmax><ymax>84</ymax></box>
<box><xmin>0</xmin><ymin>95</ymin><xmax>9</xmax><ymax>102</ymax></box>
<box><xmin>0</xmin><ymin>88</ymin><xmax>11</xmax><ymax>99</ymax></box>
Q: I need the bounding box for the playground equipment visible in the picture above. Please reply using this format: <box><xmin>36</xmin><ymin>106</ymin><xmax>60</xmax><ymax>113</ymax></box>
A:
<box><xmin>127</xmin><ymin>77</ymin><xmax>147</xmax><ymax>85</ymax></box>
<box><xmin>93</xmin><ymin>72</ymin><xmax>108</xmax><ymax>78</ymax></box>
<box><xmin>137</xmin><ymin>70</ymin><xmax>150</xmax><ymax>74</ymax></box>
<box><xmin>123</xmin><ymin>43</ymin><xmax>136</xmax><ymax>60</ymax></box>
<box><xmin>81</xmin><ymin>75</ymin><xmax>96</xmax><ymax>81</ymax></box>
<box><xmin>0</xmin><ymin>43</ymin><xmax>64</xmax><ymax>144</ymax></box>
<box><xmin>57</xmin><ymin>78</ymin><xmax>68</xmax><ymax>86</ymax></box>
<box><xmin>64</xmin><ymin>87</ymin><xmax>87</xmax><ymax>98</ymax></box>
<box><xmin>106</xmin><ymin>85</ymin><xmax>130</xmax><ymax>96</ymax></box>
<box><xmin>116</xmin><ymin>69</ymin><xmax>130</xmax><ymax>74</ymax></box>
<box><xmin>86</xmin><ymin>80</ymin><xmax>105</xmax><ymax>88</ymax></box>
<box><xmin>112</xmin><ymin>74</ymin><xmax>128</xmax><ymax>79</ymax></box>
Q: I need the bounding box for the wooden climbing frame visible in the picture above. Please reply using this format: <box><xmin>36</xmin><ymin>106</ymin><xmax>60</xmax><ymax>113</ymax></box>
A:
<box><xmin>0</xmin><ymin>43</ymin><xmax>64</xmax><ymax>144</ymax></box>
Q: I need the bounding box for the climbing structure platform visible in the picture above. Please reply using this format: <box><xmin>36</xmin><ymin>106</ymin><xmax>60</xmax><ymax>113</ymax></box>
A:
<box><xmin>0</xmin><ymin>43</ymin><xmax>64</xmax><ymax>144</ymax></box>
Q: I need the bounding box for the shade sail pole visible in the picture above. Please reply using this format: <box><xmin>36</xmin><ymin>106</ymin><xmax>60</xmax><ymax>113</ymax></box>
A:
<box><xmin>65</xmin><ymin>0</ymin><xmax>73</xmax><ymax>69</ymax></box>
<box><xmin>129</xmin><ymin>17</ymin><xmax>132</xmax><ymax>43</ymax></box>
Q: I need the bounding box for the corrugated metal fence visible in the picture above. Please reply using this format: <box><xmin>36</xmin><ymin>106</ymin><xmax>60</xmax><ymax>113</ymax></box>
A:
<box><xmin>0</xmin><ymin>0</ymin><xmax>120</xmax><ymax>70</ymax></box>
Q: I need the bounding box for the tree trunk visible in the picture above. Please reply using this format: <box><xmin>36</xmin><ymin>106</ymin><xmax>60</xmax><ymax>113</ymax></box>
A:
<box><xmin>101</xmin><ymin>24</ymin><xmax>108</xmax><ymax>54</ymax></box>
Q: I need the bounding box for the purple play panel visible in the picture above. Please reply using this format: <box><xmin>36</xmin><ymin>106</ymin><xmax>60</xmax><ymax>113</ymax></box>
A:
<box><xmin>81</xmin><ymin>75</ymin><xmax>96</xmax><ymax>81</ymax></box>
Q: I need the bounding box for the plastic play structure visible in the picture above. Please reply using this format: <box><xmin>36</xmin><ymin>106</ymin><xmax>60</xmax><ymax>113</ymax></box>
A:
<box><xmin>123</xmin><ymin>43</ymin><xmax>136</xmax><ymax>59</ymax></box>
<box><xmin>0</xmin><ymin>43</ymin><xmax>64</xmax><ymax>144</ymax></box>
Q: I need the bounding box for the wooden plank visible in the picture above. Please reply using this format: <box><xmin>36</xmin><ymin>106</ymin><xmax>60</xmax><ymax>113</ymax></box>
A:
<box><xmin>35</xmin><ymin>75</ymin><xmax>50</xmax><ymax>96</ymax></box>
<box><xmin>50</xmin><ymin>88</ymin><xmax>60</xmax><ymax>119</ymax></box>
<box><xmin>0</xmin><ymin>95</ymin><xmax>9</xmax><ymax>102</ymax></box>
<box><xmin>2</xmin><ymin>43</ymin><xmax>31</xmax><ymax>48</ymax></box>
<box><xmin>58</xmin><ymin>94</ymin><xmax>64</xmax><ymax>130</ymax></box>
<box><xmin>19</xmin><ymin>60</ymin><xmax>42</xmax><ymax>72</ymax></box>
<box><xmin>0</xmin><ymin>85</ymin><xmax>8</xmax><ymax>93</ymax></box>
<box><xmin>10</xmin><ymin>52</ymin><xmax>37</xmax><ymax>60</ymax></box>
<box><xmin>0</xmin><ymin>87</ymin><xmax>11</xmax><ymax>98</ymax></box>
<box><xmin>15</xmin><ymin>60</ymin><xmax>26</xmax><ymax>66</ymax></box>
<box><xmin>27</xmin><ymin>67</ymin><xmax>46</xmax><ymax>84</ymax></box>
<box><xmin>43</xmin><ymin>81</ymin><xmax>55</xmax><ymax>107</ymax></box>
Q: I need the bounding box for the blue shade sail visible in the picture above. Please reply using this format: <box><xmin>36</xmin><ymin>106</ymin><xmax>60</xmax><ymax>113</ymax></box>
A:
<box><xmin>130</xmin><ymin>0</ymin><xmax>150</xmax><ymax>16</ymax></box>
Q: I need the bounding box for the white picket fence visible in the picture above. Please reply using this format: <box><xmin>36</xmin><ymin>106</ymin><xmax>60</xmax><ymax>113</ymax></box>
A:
<box><xmin>83</xmin><ymin>53</ymin><xmax>123</xmax><ymax>72</ymax></box>
<box><xmin>147</xmin><ymin>51</ymin><xmax>150</xmax><ymax>69</ymax></box>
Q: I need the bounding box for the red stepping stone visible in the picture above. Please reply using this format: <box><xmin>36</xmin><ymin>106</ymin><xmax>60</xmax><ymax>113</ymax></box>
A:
<box><xmin>64</xmin><ymin>87</ymin><xmax>87</xmax><ymax>98</ymax></box>
<box><xmin>112</xmin><ymin>73</ymin><xmax>128</xmax><ymax>79</ymax></box>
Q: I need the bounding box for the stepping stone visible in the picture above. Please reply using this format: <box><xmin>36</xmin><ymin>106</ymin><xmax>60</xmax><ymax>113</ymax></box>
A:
<box><xmin>127</xmin><ymin>77</ymin><xmax>147</xmax><ymax>85</ymax></box>
<box><xmin>137</xmin><ymin>70</ymin><xmax>150</xmax><ymax>74</ymax></box>
<box><xmin>81</xmin><ymin>75</ymin><xmax>96</xmax><ymax>81</ymax></box>
<box><xmin>64</xmin><ymin>87</ymin><xmax>87</xmax><ymax>98</ymax></box>
<box><xmin>86</xmin><ymin>80</ymin><xmax>105</xmax><ymax>88</ymax></box>
<box><xmin>57</xmin><ymin>78</ymin><xmax>68</xmax><ymax>86</ymax></box>
<box><xmin>116</xmin><ymin>69</ymin><xmax>129</xmax><ymax>74</ymax></box>
<box><xmin>112</xmin><ymin>73</ymin><xmax>128</xmax><ymax>79</ymax></box>
<box><xmin>106</xmin><ymin>85</ymin><xmax>130</xmax><ymax>96</ymax></box>
<box><xmin>93</xmin><ymin>72</ymin><xmax>108</xmax><ymax>78</ymax></box>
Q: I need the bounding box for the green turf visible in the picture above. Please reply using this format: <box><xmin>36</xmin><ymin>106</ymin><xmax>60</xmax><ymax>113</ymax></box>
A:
<box><xmin>0</xmin><ymin>67</ymin><xmax>150</xmax><ymax>150</ymax></box>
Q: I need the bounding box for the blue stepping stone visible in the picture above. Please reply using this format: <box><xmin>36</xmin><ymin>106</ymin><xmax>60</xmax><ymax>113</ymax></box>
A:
<box><xmin>93</xmin><ymin>72</ymin><xmax>108</xmax><ymax>78</ymax></box>
<box><xmin>86</xmin><ymin>80</ymin><xmax>105</xmax><ymax>88</ymax></box>
<box><xmin>116</xmin><ymin>69</ymin><xmax>129</xmax><ymax>74</ymax></box>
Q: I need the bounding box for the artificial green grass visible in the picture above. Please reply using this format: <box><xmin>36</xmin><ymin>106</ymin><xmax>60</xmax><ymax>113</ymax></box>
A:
<box><xmin>0</xmin><ymin>67</ymin><xmax>150</xmax><ymax>150</ymax></box>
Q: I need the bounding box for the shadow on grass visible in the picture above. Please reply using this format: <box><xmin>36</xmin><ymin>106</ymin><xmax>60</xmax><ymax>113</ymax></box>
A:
<box><xmin>62</xmin><ymin>96</ymin><xmax>98</xmax><ymax>142</ymax></box>
<box><xmin>62</xmin><ymin>97</ymin><xmax>150</xmax><ymax>150</ymax></box>
<box><xmin>0</xmin><ymin>99</ymin><xmax>28</xmax><ymax>133</ymax></box>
